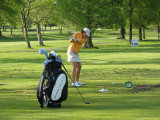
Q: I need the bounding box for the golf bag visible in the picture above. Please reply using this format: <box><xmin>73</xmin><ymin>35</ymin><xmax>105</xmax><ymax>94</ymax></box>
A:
<box><xmin>37</xmin><ymin>49</ymin><xmax>68</xmax><ymax>108</ymax></box>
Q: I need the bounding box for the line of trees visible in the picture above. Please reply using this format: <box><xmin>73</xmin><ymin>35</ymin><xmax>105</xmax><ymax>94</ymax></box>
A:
<box><xmin>0</xmin><ymin>0</ymin><xmax>160</xmax><ymax>48</ymax></box>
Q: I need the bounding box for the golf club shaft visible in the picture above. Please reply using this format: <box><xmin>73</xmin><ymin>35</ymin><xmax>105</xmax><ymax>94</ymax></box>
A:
<box><xmin>62</xmin><ymin>63</ymin><xmax>87</xmax><ymax>104</ymax></box>
<box><xmin>55</xmin><ymin>5</ymin><xmax>71</xmax><ymax>35</ymax></box>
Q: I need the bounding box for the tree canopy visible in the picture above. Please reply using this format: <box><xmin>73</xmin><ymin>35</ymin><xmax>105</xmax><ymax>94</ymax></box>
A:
<box><xmin>0</xmin><ymin>0</ymin><xmax>160</xmax><ymax>47</ymax></box>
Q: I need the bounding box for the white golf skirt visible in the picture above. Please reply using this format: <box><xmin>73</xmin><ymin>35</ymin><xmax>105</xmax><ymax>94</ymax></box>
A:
<box><xmin>67</xmin><ymin>49</ymin><xmax>81</xmax><ymax>62</ymax></box>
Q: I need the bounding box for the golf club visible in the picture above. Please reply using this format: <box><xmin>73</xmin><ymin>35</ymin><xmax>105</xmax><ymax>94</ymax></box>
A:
<box><xmin>54</xmin><ymin>1</ymin><xmax>72</xmax><ymax>35</ymax></box>
<box><xmin>54</xmin><ymin>1</ymin><xmax>77</xmax><ymax>42</ymax></box>
<box><xmin>62</xmin><ymin>63</ymin><xmax>90</xmax><ymax>104</ymax></box>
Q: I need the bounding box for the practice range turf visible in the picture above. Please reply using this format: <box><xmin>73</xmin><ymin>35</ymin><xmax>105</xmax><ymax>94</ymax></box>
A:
<box><xmin>0</xmin><ymin>29</ymin><xmax>160</xmax><ymax>120</ymax></box>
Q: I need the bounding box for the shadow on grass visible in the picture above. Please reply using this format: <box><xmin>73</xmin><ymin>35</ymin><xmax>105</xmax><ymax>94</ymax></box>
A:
<box><xmin>1</xmin><ymin>57</ymin><xmax>160</xmax><ymax>65</ymax></box>
<box><xmin>0</xmin><ymin>32</ymin><xmax>69</xmax><ymax>42</ymax></box>
<box><xmin>1</xmin><ymin>94</ymin><xmax>159</xmax><ymax>120</ymax></box>
<box><xmin>81</xmin><ymin>47</ymin><xmax>160</xmax><ymax>54</ymax></box>
<box><xmin>0</xmin><ymin>91</ymin><xmax>158</xmax><ymax>112</ymax></box>
<box><xmin>1</xmin><ymin>45</ymin><xmax>160</xmax><ymax>65</ymax></box>
<box><xmin>82</xmin><ymin>58</ymin><xmax>160</xmax><ymax>65</ymax></box>
<box><xmin>0</xmin><ymin>58</ymin><xmax>42</xmax><ymax>63</ymax></box>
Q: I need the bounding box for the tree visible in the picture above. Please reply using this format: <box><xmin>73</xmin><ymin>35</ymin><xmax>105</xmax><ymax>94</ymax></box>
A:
<box><xmin>120</xmin><ymin>27</ymin><xmax>126</xmax><ymax>39</ymax></box>
<box><xmin>124</xmin><ymin>0</ymin><xmax>160</xmax><ymax>42</ymax></box>
<box><xmin>148</xmin><ymin>0</ymin><xmax>160</xmax><ymax>40</ymax></box>
<box><xmin>116</xmin><ymin>1</ymin><xmax>128</xmax><ymax>39</ymax></box>
<box><xmin>30</xmin><ymin>0</ymin><xmax>57</xmax><ymax>46</ymax></box>
<box><xmin>0</xmin><ymin>0</ymin><xmax>23</xmax><ymax>37</ymax></box>
<box><xmin>132</xmin><ymin>0</ymin><xmax>154</xmax><ymax>41</ymax></box>
<box><xmin>133</xmin><ymin>0</ymin><xmax>144</xmax><ymax>41</ymax></box>
<box><xmin>19</xmin><ymin>0</ymin><xmax>33</xmax><ymax>48</ymax></box>
<box><xmin>58</xmin><ymin>0</ymin><xmax>123</xmax><ymax>48</ymax></box>
<box><xmin>128</xmin><ymin>0</ymin><xmax>134</xmax><ymax>43</ymax></box>
<box><xmin>123</xmin><ymin>0</ymin><xmax>145</xmax><ymax>43</ymax></box>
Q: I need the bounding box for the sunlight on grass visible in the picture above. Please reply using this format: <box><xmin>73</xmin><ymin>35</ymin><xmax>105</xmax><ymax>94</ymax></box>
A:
<box><xmin>1</xmin><ymin>29</ymin><xmax>160</xmax><ymax>120</ymax></box>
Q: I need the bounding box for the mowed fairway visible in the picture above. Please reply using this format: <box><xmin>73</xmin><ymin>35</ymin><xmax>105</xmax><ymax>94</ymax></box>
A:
<box><xmin>0</xmin><ymin>29</ymin><xmax>160</xmax><ymax>120</ymax></box>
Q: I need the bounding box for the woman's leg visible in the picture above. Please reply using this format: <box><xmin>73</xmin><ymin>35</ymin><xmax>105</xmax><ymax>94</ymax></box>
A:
<box><xmin>76</xmin><ymin>62</ymin><xmax>81</xmax><ymax>82</ymax></box>
<box><xmin>71</xmin><ymin>62</ymin><xmax>78</xmax><ymax>83</ymax></box>
<box><xmin>71</xmin><ymin>62</ymin><xmax>84</xmax><ymax>86</ymax></box>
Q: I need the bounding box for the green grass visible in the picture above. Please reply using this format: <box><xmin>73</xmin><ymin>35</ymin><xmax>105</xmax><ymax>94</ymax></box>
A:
<box><xmin>0</xmin><ymin>28</ymin><xmax>160</xmax><ymax>120</ymax></box>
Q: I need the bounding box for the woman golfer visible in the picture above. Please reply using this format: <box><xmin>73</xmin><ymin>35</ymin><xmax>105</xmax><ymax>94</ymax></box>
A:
<box><xmin>67</xmin><ymin>28</ymin><xmax>90</xmax><ymax>87</ymax></box>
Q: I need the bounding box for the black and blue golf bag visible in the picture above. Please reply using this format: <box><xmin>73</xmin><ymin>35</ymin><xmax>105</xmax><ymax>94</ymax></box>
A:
<box><xmin>37</xmin><ymin>49</ymin><xmax>68</xmax><ymax>108</ymax></box>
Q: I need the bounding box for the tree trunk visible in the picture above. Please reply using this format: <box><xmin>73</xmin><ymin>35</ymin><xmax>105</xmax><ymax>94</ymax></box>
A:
<box><xmin>3</xmin><ymin>26</ymin><xmax>5</xmax><ymax>31</ymax></box>
<box><xmin>120</xmin><ymin>27</ymin><xmax>125</xmax><ymax>39</ymax></box>
<box><xmin>129</xmin><ymin>0</ymin><xmax>133</xmax><ymax>43</ymax></box>
<box><xmin>83</xmin><ymin>0</ymin><xmax>94</xmax><ymax>48</ymax></box>
<box><xmin>139</xmin><ymin>26</ymin><xmax>142</xmax><ymax>41</ymax></box>
<box><xmin>158</xmin><ymin>26</ymin><xmax>160</xmax><ymax>40</ymax></box>
<box><xmin>10</xmin><ymin>27</ymin><xmax>13</xmax><ymax>35</ymax></box>
<box><xmin>60</xmin><ymin>24</ymin><xmax>63</xmax><ymax>34</ymax></box>
<box><xmin>42</xmin><ymin>25</ymin><xmax>44</xmax><ymax>33</ymax></box>
<box><xmin>36</xmin><ymin>22</ymin><xmax>44</xmax><ymax>46</ymax></box>
<box><xmin>20</xmin><ymin>0</ymin><xmax>32</xmax><ymax>48</ymax></box>
<box><xmin>0</xmin><ymin>27</ymin><xmax>2</xmax><ymax>37</ymax></box>
<box><xmin>23</xmin><ymin>26</ymin><xmax>31</xmax><ymax>48</ymax></box>
<box><xmin>83</xmin><ymin>33</ymin><xmax>93</xmax><ymax>48</ymax></box>
<box><xmin>129</xmin><ymin>17</ymin><xmax>132</xmax><ymax>43</ymax></box>
<box><xmin>22</xmin><ymin>26</ymin><xmax>23</xmax><ymax>32</ymax></box>
<box><xmin>143</xmin><ymin>27</ymin><xmax>145</xmax><ymax>40</ymax></box>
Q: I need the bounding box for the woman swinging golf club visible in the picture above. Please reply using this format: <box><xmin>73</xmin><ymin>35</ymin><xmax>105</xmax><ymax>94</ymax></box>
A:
<box><xmin>67</xmin><ymin>28</ymin><xmax>90</xmax><ymax>87</ymax></box>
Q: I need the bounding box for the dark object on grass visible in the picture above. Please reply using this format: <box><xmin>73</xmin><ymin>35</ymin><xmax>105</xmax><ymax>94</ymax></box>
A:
<box><xmin>37</xmin><ymin>49</ymin><xmax>68</xmax><ymax>108</ymax></box>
